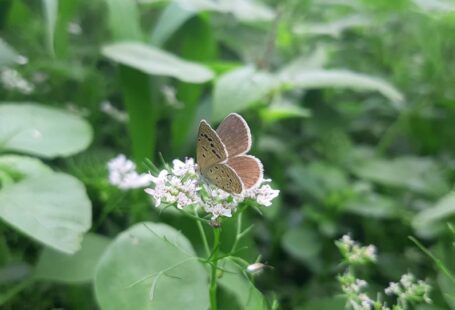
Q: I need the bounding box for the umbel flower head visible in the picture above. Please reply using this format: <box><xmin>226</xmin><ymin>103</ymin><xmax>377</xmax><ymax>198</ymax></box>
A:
<box><xmin>145</xmin><ymin>158</ymin><xmax>279</xmax><ymax>221</ymax></box>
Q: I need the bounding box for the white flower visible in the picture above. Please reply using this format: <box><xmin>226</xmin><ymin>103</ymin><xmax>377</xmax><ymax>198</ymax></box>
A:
<box><xmin>384</xmin><ymin>273</ymin><xmax>432</xmax><ymax>306</ymax></box>
<box><xmin>336</xmin><ymin>235</ymin><xmax>377</xmax><ymax>265</ymax></box>
<box><xmin>144</xmin><ymin>157</ymin><xmax>279</xmax><ymax>220</ymax></box>
<box><xmin>108</xmin><ymin>154</ymin><xmax>153</xmax><ymax>190</ymax></box>
<box><xmin>1</xmin><ymin>68</ymin><xmax>34</xmax><ymax>94</ymax></box>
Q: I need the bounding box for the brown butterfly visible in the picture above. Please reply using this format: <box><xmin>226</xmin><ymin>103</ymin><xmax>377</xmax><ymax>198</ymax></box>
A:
<box><xmin>196</xmin><ymin>113</ymin><xmax>263</xmax><ymax>194</ymax></box>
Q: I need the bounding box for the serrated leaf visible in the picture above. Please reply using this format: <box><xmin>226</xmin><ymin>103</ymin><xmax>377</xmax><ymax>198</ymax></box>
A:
<box><xmin>0</xmin><ymin>103</ymin><xmax>93</xmax><ymax>158</ymax></box>
<box><xmin>102</xmin><ymin>42</ymin><xmax>214</xmax><ymax>83</ymax></box>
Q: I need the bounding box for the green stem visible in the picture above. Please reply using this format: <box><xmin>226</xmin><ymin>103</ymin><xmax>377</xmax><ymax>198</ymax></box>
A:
<box><xmin>0</xmin><ymin>277</ymin><xmax>34</xmax><ymax>306</ymax></box>
<box><xmin>230</xmin><ymin>212</ymin><xmax>243</xmax><ymax>254</ymax></box>
<box><xmin>194</xmin><ymin>208</ymin><xmax>210</xmax><ymax>257</ymax></box>
<box><xmin>209</xmin><ymin>227</ymin><xmax>220</xmax><ymax>310</ymax></box>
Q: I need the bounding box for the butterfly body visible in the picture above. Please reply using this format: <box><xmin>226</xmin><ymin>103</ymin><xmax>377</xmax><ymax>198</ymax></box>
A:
<box><xmin>196</xmin><ymin>113</ymin><xmax>263</xmax><ymax>194</ymax></box>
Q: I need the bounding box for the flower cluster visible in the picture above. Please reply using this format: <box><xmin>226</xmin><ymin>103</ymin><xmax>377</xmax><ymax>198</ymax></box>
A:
<box><xmin>336</xmin><ymin>235</ymin><xmax>377</xmax><ymax>265</ymax></box>
<box><xmin>338</xmin><ymin>273</ymin><xmax>380</xmax><ymax>310</ymax></box>
<box><xmin>144</xmin><ymin>157</ymin><xmax>279</xmax><ymax>220</ymax></box>
<box><xmin>107</xmin><ymin>154</ymin><xmax>153</xmax><ymax>190</ymax></box>
<box><xmin>0</xmin><ymin>68</ymin><xmax>34</xmax><ymax>94</ymax></box>
<box><xmin>385</xmin><ymin>273</ymin><xmax>431</xmax><ymax>306</ymax></box>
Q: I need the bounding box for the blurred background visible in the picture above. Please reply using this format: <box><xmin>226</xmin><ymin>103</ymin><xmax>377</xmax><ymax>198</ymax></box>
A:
<box><xmin>1</xmin><ymin>0</ymin><xmax>455</xmax><ymax>309</ymax></box>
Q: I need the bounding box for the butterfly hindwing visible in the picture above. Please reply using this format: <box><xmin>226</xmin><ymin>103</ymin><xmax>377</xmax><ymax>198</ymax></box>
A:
<box><xmin>197</xmin><ymin>120</ymin><xmax>228</xmax><ymax>170</ymax></box>
<box><xmin>216</xmin><ymin>113</ymin><xmax>251</xmax><ymax>157</ymax></box>
<box><xmin>202</xmin><ymin>163</ymin><xmax>243</xmax><ymax>194</ymax></box>
<box><xmin>227</xmin><ymin>155</ymin><xmax>263</xmax><ymax>190</ymax></box>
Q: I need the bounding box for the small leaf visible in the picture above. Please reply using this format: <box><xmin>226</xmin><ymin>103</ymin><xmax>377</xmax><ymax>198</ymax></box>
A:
<box><xmin>0</xmin><ymin>172</ymin><xmax>92</xmax><ymax>254</ymax></box>
<box><xmin>259</xmin><ymin>104</ymin><xmax>311</xmax><ymax>122</ymax></box>
<box><xmin>94</xmin><ymin>222</ymin><xmax>209</xmax><ymax>310</ymax></box>
<box><xmin>345</xmin><ymin>192</ymin><xmax>400</xmax><ymax>219</ymax></box>
<box><xmin>218</xmin><ymin>259</ymin><xmax>267</xmax><ymax>310</ymax></box>
<box><xmin>102</xmin><ymin>42</ymin><xmax>214</xmax><ymax>83</ymax></box>
<box><xmin>35</xmin><ymin>233</ymin><xmax>110</xmax><ymax>283</ymax></box>
<box><xmin>213</xmin><ymin>66</ymin><xmax>277</xmax><ymax>121</ymax></box>
<box><xmin>282</xmin><ymin>69</ymin><xmax>404</xmax><ymax>108</ymax></box>
<box><xmin>0</xmin><ymin>103</ymin><xmax>93</xmax><ymax>158</ymax></box>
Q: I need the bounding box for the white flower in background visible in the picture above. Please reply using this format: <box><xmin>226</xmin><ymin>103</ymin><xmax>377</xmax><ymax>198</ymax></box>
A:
<box><xmin>0</xmin><ymin>68</ymin><xmax>34</xmax><ymax>94</ymax></box>
<box><xmin>336</xmin><ymin>235</ymin><xmax>377</xmax><ymax>265</ymax></box>
<box><xmin>108</xmin><ymin>154</ymin><xmax>153</xmax><ymax>190</ymax></box>
<box><xmin>144</xmin><ymin>157</ymin><xmax>279</xmax><ymax>221</ymax></box>
<box><xmin>385</xmin><ymin>273</ymin><xmax>432</xmax><ymax>305</ymax></box>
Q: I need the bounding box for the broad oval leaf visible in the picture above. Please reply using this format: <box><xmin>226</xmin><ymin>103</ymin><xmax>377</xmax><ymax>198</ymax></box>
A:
<box><xmin>94</xmin><ymin>222</ymin><xmax>209</xmax><ymax>310</ymax></box>
<box><xmin>102</xmin><ymin>42</ymin><xmax>214</xmax><ymax>83</ymax></box>
<box><xmin>0</xmin><ymin>155</ymin><xmax>52</xmax><ymax>179</ymax></box>
<box><xmin>35</xmin><ymin>233</ymin><xmax>110</xmax><ymax>283</ymax></box>
<box><xmin>281</xmin><ymin>69</ymin><xmax>404</xmax><ymax>108</ymax></box>
<box><xmin>213</xmin><ymin>66</ymin><xmax>277</xmax><ymax>121</ymax></box>
<box><xmin>0</xmin><ymin>172</ymin><xmax>92</xmax><ymax>254</ymax></box>
<box><xmin>0</xmin><ymin>103</ymin><xmax>93</xmax><ymax>158</ymax></box>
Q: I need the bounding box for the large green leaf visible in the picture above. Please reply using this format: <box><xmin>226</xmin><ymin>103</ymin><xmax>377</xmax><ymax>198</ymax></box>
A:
<box><xmin>0</xmin><ymin>172</ymin><xmax>92</xmax><ymax>254</ymax></box>
<box><xmin>0</xmin><ymin>103</ymin><xmax>93</xmax><ymax>158</ymax></box>
<box><xmin>105</xmin><ymin>0</ymin><xmax>142</xmax><ymax>41</ymax></box>
<box><xmin>281</xmin><ymin>69</ymin><xmax>404</xmax><ymax>108</ymax></box>
<box><xmin>94</xmin><ymin>222</ymin><xmax>209</xmax><ymax>310</ymax></box>
<box><xmin>213</xmin><ymin>66</ymin><xmax>277</xmax><ymax>121</ymax></box>
<box><xmin>218</xmin><ymin>259</ymin><xmax>267</xmax><ymax>310</ymax></box>
<box><xmin>41</xmin><ymin>0</ymin><xmax>58</xmax><ymax>56</ymax></box>
<box><xmin>0</xmin><ymin>38</ymin><xmax>22</xmax><ymax>68</ymax></box>
<box><xmin>102</xmin><ymin>42</ymin><xmax>214</xmax><ymax>83</ymax></box>
<box><xmin>0</xmin><ymin>155</ymin><xmax>52</xmax><ymax>179</ymax></box>
<box><xmin>352</xmin><ymin>157</ymin><xmax>448</xmax><ymax>197</ymax></box>
<box><xmin>413</xmin><ymin>192</ymin><xmax>455</xmax><ymax>236</ymax></box>
<box><xmin>35</xmin><ymin>233</ymin><xmax>110</xmax><ymax>283</ymax></box>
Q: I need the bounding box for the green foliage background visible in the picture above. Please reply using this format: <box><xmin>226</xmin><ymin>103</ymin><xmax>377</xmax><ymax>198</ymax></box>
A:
<box><xmin>1</xmin><ymin>0</ymin><xmax>455</xmax><ymax>309</ymax></box>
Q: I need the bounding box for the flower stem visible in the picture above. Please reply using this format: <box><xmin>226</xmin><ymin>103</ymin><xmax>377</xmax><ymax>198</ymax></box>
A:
<box><xmin>209</xmin><ymin>227</ymin><xmax>220</xmax><ymax>310</ymax></box>
<box><xmin>194</xmin><ymin>208</ymin><xmax>210</xmax><ymax>256</ymax></box>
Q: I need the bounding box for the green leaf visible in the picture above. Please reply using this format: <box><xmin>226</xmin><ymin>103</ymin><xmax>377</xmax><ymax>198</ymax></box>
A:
<box><xmin>345</xmin><ymin>192</ymin><xmax>400</xmax><ymax>219</ymax></box>
<box><xmin>282</xmin><ymin>69</ymin><xmax>404</xmax><ymax>108</ymax></box>
<box><xmin>259</xmin><ymin>104</ymin><xmax>311</xmax><ymax>122</ymax></box>
<box><xmin>0</xmin><ymin>155</ymin><xmax>52</xmax><ymax>179</ymax></box>
<box><xmin>41</xmin><ymin>0</ymin><xmax>58</xmax><ymax>56</ymax></box>
<box><xmin>102</xmin><ymin>42</ymin><xmax>214</xmax><ymax>83</ymax></box>
<box><xmin>351</xmin><ymin>157</ymin><xmax>448</xmax><ymax>197</ymax></box>
<box><xmin>413</xmin><ymin>192</ymin><xmax>455</xmax><ymax>236</ymax></box>
<box><xmin>213</xmin><ymin>66</ymin><xmax>277</xmax><ymax>121</ymax></box>
<box><xmin>34</xmin><ymin>233</ymin><xmax>110</xmax><ymax>284</ymax></box>
<box><xmin>296</xmin><ymin>297</ymin><xmax>345</xmax><ymax>310</ymax></box>
<box><xmin>151</xmin><ymin>3</ymin><xmax>196</xmax><ymax>47</ymax></box>
<box><xmin>105</xmin><ymin>0</ymin><xmax>143</xmax><ymax>41</ymax></box>
<box><xmin>0</xmin><ymin>38</ymin><xmax>23</xmax><ymax>68</ymax></box>
<box><xmin>0</xmin><ymin>103</ymin><xmax>93</xmax><ymax>158</ymax></box>
<box><xmin>218</xmin><ymin>259</ymin><xmax>267</xmax><ymax>310</ymax></box>
<box><xmin>0</xmin><ymin>172</ymin><xmax>92</xmax><ymax>254</ymax></box>
<box><xmin>94</xmin><ymin>222</ymin><xmax>209</xmax><ymax>310</ymax></box>
<box><xmin>282</xmin><ymin>227</ymin><xmax>322</xmax><ymax>270</ymax></box>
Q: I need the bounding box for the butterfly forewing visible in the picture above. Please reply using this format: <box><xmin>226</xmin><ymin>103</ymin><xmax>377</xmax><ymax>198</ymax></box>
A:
<box><xmin>227</xmin><ymin>155</ymin><xmax>263</xmax><ymax>189</ymax></box>
<box><xmin>216</xmin><ymin>113</ymin><xmax>251</xmax><ymax>157</ymax></box>
<box><xmin>197</xmin><ymin>120</ymin><xmax>228</xmax><ymax>170</ymax></box>
<box><xmin>202</xmin><ymin>163</ymin><xmax>243</xmax><ymax>194</ymax></box>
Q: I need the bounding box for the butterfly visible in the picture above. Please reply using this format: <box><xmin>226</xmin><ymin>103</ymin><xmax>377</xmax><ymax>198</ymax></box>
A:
<box><xmin>196</xmin><ymin>113</ymin><xmax>263</xmax><ymax>194</ymax></box>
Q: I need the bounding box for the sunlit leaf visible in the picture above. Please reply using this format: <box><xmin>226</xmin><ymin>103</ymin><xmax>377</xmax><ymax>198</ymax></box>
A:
<box><xmin>0</xmin><ymin>172</ymin><xmax>92</xmax><ymax>254</ymax></box>
<box><xmin>151</xmin><ymin>3</ymin><xmax>195</xmax><ymax>46</ymax></box>
<box><xmin>0</xmin><ymin>103</ymin><xmax>93</xmax><ymax>158</ymax></box>
<box><xmin>35</xmin><ymin>233</ymin><xmax>110</xmax><ymax>283</ymax></box>
<box><xmin>259</xmin><ymin>104</ymin><xmax>311</xmax><ymax>122</ymax></box>
<box><xmin>102</xmin><ymin>42</ymin><xmax>214</xmax><ymax>83</ymax></box>
<box><xmin>213</xmin><ymin>66</ymin><xmax>277</xmax><ymax>121</ymax></box>
<box><xmin>294</xmin><ymin>14</ymin><xmax>371</xmax><ymax>38</ymax></box>
<box><xmin>94</xmin><ymin>222</ymin><xmax>209</xmax><ymax>310</ymax></box>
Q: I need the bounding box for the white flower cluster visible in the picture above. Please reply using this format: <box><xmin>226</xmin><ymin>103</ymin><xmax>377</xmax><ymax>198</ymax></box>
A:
<box><xmin>385</xmin><ymin>273</ymin><xmax>432</xmax><ymax>305</ymax></box>
<box><xmin>0</xmin><ymin>68</ymin><xmax>34</xmax><ymax>94</ymax></box>
<box><xmin>338</xmin><ymin>273</ymin><xmax>380</xmax><ymax>310</ymax></box>
<box><xmin>336</xmin><ymin>235</ymin><xmax>377</xmax><ymax>265</ymax></box>
<box><xmin>144</xmin><ymin>158</ymin><xmax>279</xmax><ymax>220</ymax></box>
<box><xmin>107</xmin><ymin>154</ymin><xmax>153</xmax><ymax>190</ymax></box>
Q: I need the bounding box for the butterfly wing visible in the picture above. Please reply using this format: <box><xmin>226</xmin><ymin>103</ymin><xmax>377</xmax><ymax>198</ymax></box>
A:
<box><xmin>202</xmin><ymin>163</ymin><xmax>243</xmax><ymax>194</ymax></box>
<box><xmin>197</xmin><ymin>120</ymin><xmax>228</xmax><ymax>170</ymax></box>
<box><xmin>216</xmin><ymin>113</ymin><xmax>251</xmax><ymax>157</ymax></box>
<box><xmin>227</xmin><ymin>155</ymin><xmax>263</xmax><ymax>190</ymax></box>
